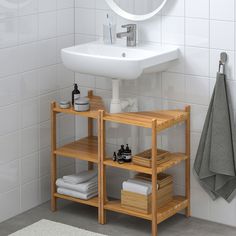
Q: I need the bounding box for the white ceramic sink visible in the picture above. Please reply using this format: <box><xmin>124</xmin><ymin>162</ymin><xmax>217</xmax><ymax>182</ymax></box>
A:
<box><xmin>61</xmin><ymin>41</ymin><xmax>179</xmax><ymax>80</ymax></box>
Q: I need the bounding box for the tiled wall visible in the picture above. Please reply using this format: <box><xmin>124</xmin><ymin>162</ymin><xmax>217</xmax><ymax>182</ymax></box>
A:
<box><xmin>0</xmin><ymin>0</ymin><xmax>75</xmax><ymax>222</ymax></box>
<box><xmin>75</xmin><ymin>0</ymin><xmax>236</xmax><ymax>227</ymax></box>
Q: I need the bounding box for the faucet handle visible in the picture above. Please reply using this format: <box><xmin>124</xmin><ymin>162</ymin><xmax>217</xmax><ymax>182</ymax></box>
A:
<box><xmin>121</xmin><ymin>24</ymin><xmax>136</xmax><ymax>31</ymax></box>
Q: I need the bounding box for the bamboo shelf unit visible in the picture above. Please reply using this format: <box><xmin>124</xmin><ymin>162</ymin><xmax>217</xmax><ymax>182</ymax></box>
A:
<box><xmin>51</xmin><ymin>90</ymin><xmax>190</xmax><ymax>236</ymax></box>
<box><xmin>99</xmin><ymin>107</ymin><xmax>190</xmax><ymax>236</ymax></box>
<box><xmin>50</xmin><ymin>90</ymin><xmax>105</xmax><ymax>212</ymax></box>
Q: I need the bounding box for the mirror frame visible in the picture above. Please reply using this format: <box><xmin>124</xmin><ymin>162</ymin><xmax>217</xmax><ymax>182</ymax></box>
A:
<box><xmin>105</xmin><ymin>0</ymin><xmax>168</xmax><ymax>21</ymax></box>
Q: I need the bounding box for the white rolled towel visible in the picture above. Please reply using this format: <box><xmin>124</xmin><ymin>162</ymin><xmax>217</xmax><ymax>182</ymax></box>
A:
<box><xmin>56</xmin><ymin>177</ymin><xmax>98</xmax><ymax>193</ymax></box>
<box><xmin>63</xmin><ymin>170</ymin><xmax>97</xmax><ymax>184</ymax></box>
<box><xmin>122</xmin><ymin>181</ymin><xmax>151</xmax><ymax>196</ymax></box>
<box><xmin>57</xmin><ymin>188</ymin><xmax>98</xmax><ymax>200</ymax></box>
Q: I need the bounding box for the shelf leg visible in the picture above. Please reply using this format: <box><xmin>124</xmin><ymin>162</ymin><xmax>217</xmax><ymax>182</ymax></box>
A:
<box><xmin>51</xmin><ymin>102</ymin><xmax>57</xmax><ymax>212</ymax></box>
<box><xmin>185</xmin><ymin>106</ymin><xmax>191</xmax><ymax>217</ymax></box>
<box><xmin>88</xmin><ymin>117</ymin><xmax>94</xmax><ymax>171</ymax></box>
<box><xmin>151</xmin><ymin>119</ymin><xmax>158</xmax><ymax>236</ymax></box>
<box><xmin>99</xmin><ymin>111</ymin><xmax>106</xmax><ymax>224</ymax></box>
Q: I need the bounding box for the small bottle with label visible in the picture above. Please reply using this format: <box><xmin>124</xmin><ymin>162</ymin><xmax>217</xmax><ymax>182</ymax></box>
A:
<box><xmin>123</xmin><ymin>144</ymin><xmax>132</xmax><ymax>162</ymax></box>
<box><xmin>72</xmin><ymin>83</ymin><xmax>80</xmax><ymax>105</ymax></box>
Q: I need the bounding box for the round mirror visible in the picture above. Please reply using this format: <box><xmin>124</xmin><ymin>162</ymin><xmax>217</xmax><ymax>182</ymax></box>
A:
<box><xmin>105</xmin><ymin>0</ymin><xmax>168</xmax><ymax>21</ymax></box>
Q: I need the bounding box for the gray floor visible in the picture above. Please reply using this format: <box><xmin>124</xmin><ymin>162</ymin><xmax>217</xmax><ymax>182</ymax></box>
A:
<box><xmin>0</xmin><ymin>201</ymin><xmax>236</xmax><ymax>236</ymax></box>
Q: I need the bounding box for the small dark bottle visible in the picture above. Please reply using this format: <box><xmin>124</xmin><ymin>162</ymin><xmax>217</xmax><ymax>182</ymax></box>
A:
<box><xmin>123</xmin><ymin>144</ymin><xmax>132</xmax><ymax>162</ymax></box>
<box><xmin>72</xmin><ymin>83</ymin><xmax>80</xmax><ymax>105</ymax></box>
<box><xmin>113</xmin><ymin>152</ymin><xmax>117</xmax><ymax>161</ymax></box>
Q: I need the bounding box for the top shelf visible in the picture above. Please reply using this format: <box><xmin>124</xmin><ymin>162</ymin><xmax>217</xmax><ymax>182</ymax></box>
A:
<box><xmin>103</xmin><ymin>110</ymin><xmax>188</xmax><ymax>130</ymax></box>
<box><xmin>52</xmin><ymin>92</ymin><xmax>106</xmax><ymax>119</ymax></box>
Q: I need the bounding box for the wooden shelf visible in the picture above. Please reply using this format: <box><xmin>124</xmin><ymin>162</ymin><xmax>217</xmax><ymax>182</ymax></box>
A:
<box><xmin>104</xmin><ymin>153</ymin><xmax>188</xmax><ymax>174</ymax></box>
<box><xmin>53</xmin><ymin>92</ymin><xmax>106</xmax><ymax>119</ymax></box>
<box><xmin>54</xmin><ymin>193</ymin><xmax>98</xmax><ymax>207</ymax></box>
<box><xmin>54</xmin><ymin>136</ymin><xmax>98</xmax><ymax>163</ymax></box>
<box><xmin>104</xmin><ymin>196</ymin><xmax>188</xmax><ymax>222</ymax></box>
<box><xmin>103</xmin><ymin>110</ymin><xmax>188</xmax><ymax>130</ymax></box>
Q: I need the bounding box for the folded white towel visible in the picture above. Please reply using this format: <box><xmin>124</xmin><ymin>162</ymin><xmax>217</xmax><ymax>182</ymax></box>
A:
<box><xmin>122</xmin><ymin>181</ymin><xmax>151</xmax><ymax>196</ymax></box>
<box><xmin>56</xmin><ymin>177</ymin><xmax>98</xmax><ymax>193</ymax></box>
<box><xmin>128</xmin><ymin>178</ymin><xmax>159</xmax><ymax>190</ymax></box>
<box><xmin>63</xmin><ymin>170</ymin><xmax>97</xmax><ymax>184</ymax></box>
<box><xmin>57</xmin><ymin>187</ymin><xmax>98</xmax><ymax>200</ymax></box>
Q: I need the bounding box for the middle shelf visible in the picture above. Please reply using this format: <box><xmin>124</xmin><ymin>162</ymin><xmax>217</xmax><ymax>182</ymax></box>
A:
<box><xmin>54</xmin><ymin>136</ymin><xmax>98</xmax><ymax>163</ymax></box>
<box><xmin>54</xmin><ymin>136</ymin><xmax>188</xmax><ymax>174</ymax></box>
<box><xmin>104</xmin><ymin>153</ymin><xmax>188</xmax><ymax>174</ymax></box>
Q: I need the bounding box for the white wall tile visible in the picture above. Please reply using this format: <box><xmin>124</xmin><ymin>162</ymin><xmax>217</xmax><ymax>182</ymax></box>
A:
<box><xmin>162</xmin><ymin>16</ymin><xmax>184</xmax><ymax>45</ymax></box>
<box><xmin>38</xmin><ymin>12</ymin><xmax>57</xmax><ymax>40</ymax></box>
<box><xmin>19</xmin><ymin>0</ymin><xmax>37</xmax><ymax>16</ymax></box>
<box><xmin>39</xmin><ymin>121</ymin><xmax>51</xmax><ymax>149</ymax></box>
<box><xmin>0</xmin><ymin>75</ymin><xmax>21</xmax><ymax>107</ymax></box>
<box><xmin>0</xmin><ymin>189</ymin><xmax>20</xmax><ymax>222</ymax></box>
<box><xmin>0</xmin><ymin>104</ymin><xmax>20</xmax><ymax>136</ymax></box>
<box><xmin>39</xmin><ymin>65</ymin><xmax>58</xmax><ymax>95</ymax></box>
<box><xmin>162</xmin><ymin>72</ymin><xmax>185</xmax><ymax>101</ymax></box>
<box><xmin>185</xmin><ymin>47</ymin><xmax>209</xmax><ymax>77</ymax></box>
<box><xmin>21</xmin><ymin>98</ymin><xmax>39</xmax><ymax>128</ymax></box>
<box><xmin>0</xmin><ymin>18</ymin><xmax>18</xmax><ymax>48</ymax></box>
<box><xmin>21</xmin><ymin>180</ymin><xmax>40</xmax><ymax>212</ymax></box>
<box><xmin>39</xmin><ymin>147</ymin><xmax>50</xmax><ymax>177</ymax></box>
<box><xmin>162</xmin><ymin>0</ymin><xmax>184</xmax><ymax>17</ymax></box>
<box><xmin>210</xmin><ymin>20</ymin><xmax>234</xmax><ymax>51</ymax></box>
<box><xmin>185</xmin><ymin>18</ymin><xmax>209</xmax><ymax>48</ymax></box>
<box><xmin>0</xmin><ymin>132</ymin><xmax>20</xmax><ymax>165</ymax></box>
<box><xmin>75</xmin><ymin>8</ymin><xmax>95</xmax><ymax>35</ymax></box>
<box><xmin>186</xmin><ymin>0</ymin><xmax>209</xmax><ymax>19</ymax></box>
<box><xmin>57</xmin><ymin>0</ymin><xmax>74</xmax><ymax>9</ymax></box>
<box><xmin>0</xmin><ymin>160</ymin><xmax>19</xmax><ymax>194</ymax></box>
<box><xmin>185</xmin><ymin>75</ymin><xmax>210</xmax><ymax>105</ymax></box>
<box><xmin>0</xmin><ymin>47</ymin><xmax>19</xmax><ymax>78</ymax></box>
<box><xmin>57</xmin><ymin>9</ymin><xmax>74</xmax><ymax>36</ymax></box>
<box><xmin>76</xmin><ymin>0</ymin><xmax>95</xmax><ymax>8</ymax></box>
<box><xmin>38</xmin><ymin>0</ymin><xmax>57</xmax><ymax>13</ymax></box>
<box><xmin>19</xmin><ymin>15</ymin><xmax>38</xmax><ymax>43</ymax></box>
<box><xmin>19</xmin><ymin>43</ymin><xmax>39</xmax><ymax>72</ymax></box>
<box><xmin>21</xmin><ymin>126</ymin><xmax>39</xmax><ymax>156</ymax></box>
<box><xmin>21</xmin><ymin>70</ymin><xmax>39</xmax><ymax>100</ymax></box>
<box><xmin>210</xmin><ymin>0</ymin><xmax>234</xmax><ymax>21</ymax></box>
<box><xmin>21</xmin><ymin>152</ymin><xmax>39</xmax><ymax>184</ymax></box>
<box><xmin>38</xmin><ymin>38</ymin><xmax>57</xmax><ymax>67</ymax></box>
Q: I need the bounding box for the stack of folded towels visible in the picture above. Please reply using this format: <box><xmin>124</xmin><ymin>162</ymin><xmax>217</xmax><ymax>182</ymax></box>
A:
<box><xmin>122</xmin><ymin>178</ymin><xmax>159</xmax><ymax>195</ymax></box>
<box><xmin>56</xmin><ymin>170</ymin><xmax>98</xmax><ymax>200</ymax></box>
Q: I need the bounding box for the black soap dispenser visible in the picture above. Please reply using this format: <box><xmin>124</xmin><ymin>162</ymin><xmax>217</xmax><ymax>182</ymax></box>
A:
<box><xmin>72</xmin><ymin>83</ymin><xmax>80</xmax><ymax>105</ymax></box>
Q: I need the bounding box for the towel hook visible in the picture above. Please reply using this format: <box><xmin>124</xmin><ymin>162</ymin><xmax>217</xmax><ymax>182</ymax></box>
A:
<box><xmin>218</xmin><ymin>52</ymin><xmax>227</xmax><ymax>74</ymax></box>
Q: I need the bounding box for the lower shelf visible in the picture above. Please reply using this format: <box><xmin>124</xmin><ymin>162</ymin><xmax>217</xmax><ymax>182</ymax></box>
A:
<box><xmin>54</xmin><ymin>193</ymin><xmax>99</xmax><ymax>208</ymax></box>
<box><xmin>104</xmin><ymin>196</ymin><xmax>188</xmax><ymax>223</ymax></box>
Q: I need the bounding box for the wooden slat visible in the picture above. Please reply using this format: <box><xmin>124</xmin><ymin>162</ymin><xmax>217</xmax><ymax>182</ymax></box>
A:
<box><xmin>104</xmin><ymin>200</ymin><xmax>152</xmax><ymax>220</ymax></box>
<box><xmin>104</xmin><ymin>196</ymin><xmax>188</xmax><ymax>222</ymax></box>
<box><xmin>185</xmin><ymin>106</ymin><xmax>191</xmax><ymax>217</ymax></box>
<box><xmin>156</xmin><ymin>196</ymin><xmax>188</xmax><ymax>224</ymax></box>
<box><xmin>51</xmin><ymin>102</ymin><xmax>57</xmax><ymax>212</ymax></box>
<box><xmin>100</xmin><ymin>110</ymin><xmax>107</xmax><ymax>224</ymax></box>
<box><xmin>54</xmin><ymin>136</ymin><xmax>98</xmax><ymax>163</ymax></box>
<box><xmin>151</xmin><ymin>120</ymin><xmax>158</xmax><ymax>236</ymax></box>
<box><xmin>104</xmin><ymin>153</ymin><xmax>188</xmax><ymax>174</ymax></box>
<box><xmin>54</xmin><ymin>193</ymin><xmax>98</xmax><ymax>207</ymax></box>
<box><xmin>103</xmin><ymin>110</ymin><xmax>188</xmax><ymax>130</ymax></box>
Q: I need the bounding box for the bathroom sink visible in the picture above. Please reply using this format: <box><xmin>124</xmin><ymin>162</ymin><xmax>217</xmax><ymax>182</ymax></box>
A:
<box><xmin>61</xmin><ymin>42</ymin><xmax>179</xmax><ymax>80</ymax></box>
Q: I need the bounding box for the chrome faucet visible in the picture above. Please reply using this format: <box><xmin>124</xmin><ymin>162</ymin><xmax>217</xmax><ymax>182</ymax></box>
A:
<box><xmin>117</xmin><ymin>24</ymin><xmax>137</xmax><ymax>47</ymax></box>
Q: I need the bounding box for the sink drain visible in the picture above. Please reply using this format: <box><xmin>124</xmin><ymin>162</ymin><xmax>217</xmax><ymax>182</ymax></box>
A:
<box><xmin>122</xmin><ymin>52</ymin><xmax>126</xmax><ymax>58</ymax></box>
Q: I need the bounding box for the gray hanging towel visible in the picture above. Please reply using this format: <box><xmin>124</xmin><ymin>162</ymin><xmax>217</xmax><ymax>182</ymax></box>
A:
<box><xmin>193</xmin><ymin>72</ymin><xmax>236</xmax><ymax>202</ymax></box>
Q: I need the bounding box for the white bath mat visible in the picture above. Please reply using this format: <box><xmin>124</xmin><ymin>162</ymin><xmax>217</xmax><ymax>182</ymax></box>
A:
<box><xmin>9</xmin><ymin>219</ymin><xmax>107</xmax><ymax>236</ymax></box>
